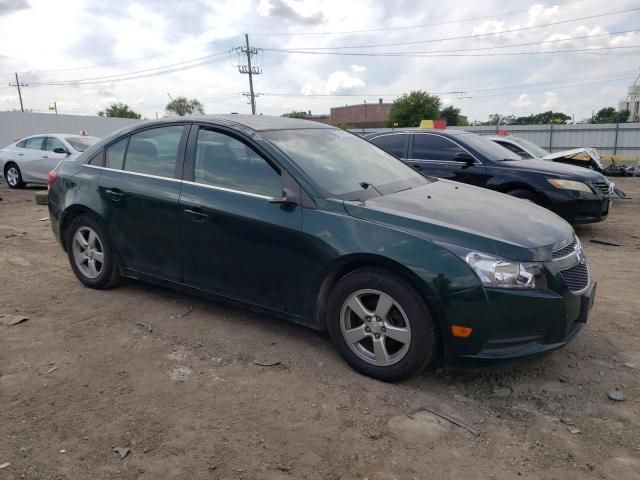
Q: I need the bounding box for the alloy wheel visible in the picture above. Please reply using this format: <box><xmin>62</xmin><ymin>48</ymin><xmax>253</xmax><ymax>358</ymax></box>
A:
<box><xmin>72</xmin><ymin>226</ymin><xmax>105</xmax><ymax>279</ymax></box>
<box><xmin>340</xmin><ymin>289</ymin><xmax>412</xmax><ymax>367</ymax></box>
<box><xmin>6</xmin><ymin>166</ymin><xmax>19</xmax><ymax>186</ymax></box>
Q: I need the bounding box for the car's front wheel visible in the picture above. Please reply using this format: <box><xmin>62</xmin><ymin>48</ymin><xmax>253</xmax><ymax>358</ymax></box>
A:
<box><xmin>4</xmin><ymin>163</ymin><xmax>26</xmax><ymax>189</ymax></box>
<box><xmin>327</xmin><ymin>267</ymin><xmax>438</xmax><ymax>382</ymax></box>
<box><xmin>65</xmin><ymin>215</ymin><xmax>120</xmax><ymax>289</ymax></box>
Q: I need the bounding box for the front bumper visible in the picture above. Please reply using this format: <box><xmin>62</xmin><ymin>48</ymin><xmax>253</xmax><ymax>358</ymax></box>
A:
<box><xmin>547</xmin><ymin>190</ymin><xmax>610</xmax><ymax>225</ymax></box>
<box><xmin>440</xmin><ymin>279</ymin><xmax>595</xmax><ymax>369</ymax></box>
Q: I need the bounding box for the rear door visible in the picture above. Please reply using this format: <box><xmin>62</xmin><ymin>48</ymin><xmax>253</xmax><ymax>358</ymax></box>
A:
<box><xmin>97</xmin><ymin>124</ymin><xmax>187</xmax><ymax>281</ymax></box>
<box><xmin>179</xmin><ymin>125</ymin><xmax>305</xmax><ymax>313</ymax></box>
<box><xmin>19</xmin><ymin>136</ymin><xmax>46</xmax><ymax>181</ymax></box>
<box><xmin>408</xmin><ymin>133</ymin><xmax>488</xmax><ymax>186</ymax></box>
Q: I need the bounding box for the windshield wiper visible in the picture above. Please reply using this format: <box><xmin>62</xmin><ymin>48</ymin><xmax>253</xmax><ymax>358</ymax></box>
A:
<box><xmin>359</xmin><ymin>181</ymin><xmax>383</xmax><ymax>196</ymax></box>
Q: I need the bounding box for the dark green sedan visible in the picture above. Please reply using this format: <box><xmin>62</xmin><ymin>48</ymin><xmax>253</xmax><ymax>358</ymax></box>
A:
<box><xmin>48</xmin><ymin>115</ymin><xmax>595</xmax><ymax>381</ymax></box>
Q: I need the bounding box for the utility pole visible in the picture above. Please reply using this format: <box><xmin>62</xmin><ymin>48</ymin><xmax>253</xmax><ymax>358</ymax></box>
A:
<box><xmin>237</xmin><ymin>34</ymin><xmax>262</xmax><ymax>115</ymax></box>
<box><xmin>9</xmin><ymin>73</ymin><xmax>28</xmax><ymax>112</ymax></box>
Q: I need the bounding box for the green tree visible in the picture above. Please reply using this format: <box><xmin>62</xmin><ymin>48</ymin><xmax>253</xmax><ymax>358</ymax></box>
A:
<box><xmin>592</xmin><ymin>107</ymin><xmax>629</xmax><ymax>124</ymax></box>
<box><xmin>439</xmin><ymin>105</ymin><xmax>461</xmax><ymax>126</ymax></box>
<box><xmin>511</xmin><ymin>111</ymin><xmax>570</xmax><ymax>125</ymax></box>
<box><xmin>387</xmin><ymin>90</ymin><xmax>441</xmax><ymax>127</ymax></box>
<box><xmin>165</xmin><ymin>97</ymin><xmax>205</xmax><ymax>116</ymax></box>
<box><xmin>482</xmin><ymin>114</ymin><xmax>515</xmax><ymax>126</ymax></box>
<box><xmin>98</xmin><ymin>103</ymin><xmax>141</xmax><ymax>119</ymax></box>
<box><xmin>286</xmin><ymin>111</ymin><xmax>308</xmax><ymax>119</ymax></box>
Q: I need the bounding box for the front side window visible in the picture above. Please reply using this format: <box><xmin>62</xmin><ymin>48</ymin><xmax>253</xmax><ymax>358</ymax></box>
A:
<box><xmin>15</xmin><ymin>139</ymin><xmax>26</xmax><ymax>148</ymax></box>
<box><xmin>45</xmin><ymin>137</ymin><xmax>66</xmax><ymax>152</ymax></box>
<box><xmin>106</xmin><ymin>137</ymin><xmax>128</xmax><ymax>170</ymax></box>
<box><xmin>411</xmin><ymin>134</ymin><xmax>465</xmax><ymax>161</ymax></box>
<box><xmin>124</xmin><ymin>126</ymin><xmax>185</xmax><ymax>178</ymax></box>
<box><xmin>24</xmin><ymin>137</ymin><xmax>45</xmax><ymax>150</ymax></box>
<box><xmin>370</xmin><ymin>134</ymin><xmax>408</xmax><ymax>158</ymax></box>
<box><xmin>194</xmin><ymin>129</ymin><xmax>281</xmax><ymax>197</ymax></box>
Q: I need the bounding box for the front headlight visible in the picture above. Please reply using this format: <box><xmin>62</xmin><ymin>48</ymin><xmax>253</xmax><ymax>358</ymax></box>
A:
<box><xmin>547</xmin><ymin>179</ymin><xmax>593</xmax><ymax>193</ymax></box>
<box><xmin>465</xmin><ymin>252</ymin><xmax>536</xmax><ymax>289</ymax></box>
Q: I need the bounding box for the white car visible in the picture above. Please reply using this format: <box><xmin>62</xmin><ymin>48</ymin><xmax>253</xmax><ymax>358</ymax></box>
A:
<box><xmin>1</xmin><ymin>134</ymin><xmax>100</xmax><ymax>188</ymax></box>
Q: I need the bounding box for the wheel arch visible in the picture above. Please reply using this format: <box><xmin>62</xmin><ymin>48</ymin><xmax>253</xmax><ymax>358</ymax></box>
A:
<box><xmin>494</xmin><ymin>181</ymin><xmax>549</xmax><ymax>207</ymax></box>
<box><xmin>59</xmin><ymin>205</ymin><xmax>106</xmax><ymax>252</ymax></box>
<box><xmin>314</xmin><ymin>253</ymin><xmax>439</xmax><ymax>331</ymax></box>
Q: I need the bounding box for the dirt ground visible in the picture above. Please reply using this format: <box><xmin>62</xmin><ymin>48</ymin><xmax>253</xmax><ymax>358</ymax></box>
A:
<box><xmin>1</xmin><ymin>179</ymin><xmax>639</xmax><ymax>480</ymax></box>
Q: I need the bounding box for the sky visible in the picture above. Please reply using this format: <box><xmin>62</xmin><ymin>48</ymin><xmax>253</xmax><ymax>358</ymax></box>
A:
<box><xmin>0</xmin><ymin>0</ymin><xmax>638</xmax><ymax>122</ymax></box>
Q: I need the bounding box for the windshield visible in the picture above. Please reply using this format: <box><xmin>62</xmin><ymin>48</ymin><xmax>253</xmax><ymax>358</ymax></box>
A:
<box><xmin>263</xmin><ymin>129</ymin><xmax>429</xmax><ymax>199</ymax></box>
<box><xmin>64</xmin><ymin>135</ymin><xmax>100</xmax><ymax>152</ymax></box>
<box><xmin>458</xmin><ymin>133</ymin><xmax>522</xmax><ymax>161</ymax></box>
<box><xmin>508</xmin><ymin>136</ymin><xmax>550</xmax><ymax>158</ymax></box>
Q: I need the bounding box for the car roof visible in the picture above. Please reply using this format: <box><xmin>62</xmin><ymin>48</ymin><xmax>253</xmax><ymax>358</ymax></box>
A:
<box><xmin>366</xmin><ymin>128</ymin><xmax>472</xmax><ymax>137</ymax></box>
<box><xmin>131</xmin><ymin>114</ymin><xmax>336</xmax><ymax>132</ymax></box>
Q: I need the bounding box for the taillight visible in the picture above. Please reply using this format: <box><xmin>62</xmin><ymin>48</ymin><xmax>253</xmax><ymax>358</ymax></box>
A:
<box><xmin>47</xmin><ymin>170</ymin><xmax>58</xmax><ymax>190</ymax></box>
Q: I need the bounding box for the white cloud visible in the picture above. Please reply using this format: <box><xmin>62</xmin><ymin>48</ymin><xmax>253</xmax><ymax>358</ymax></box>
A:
<box><xmin>350</xmin><ymin>64</ymin><xmax>366</xmax><ymax>73</ymax></box>
<box><xmin>510</xmin><ymin>94</ymin><xmax>532</xmax><ymax>108</ymax></box>
<box><xmin>542</xmin><ymin>92</ymin><xmax>560</xmax><ymax>109</ymax></box>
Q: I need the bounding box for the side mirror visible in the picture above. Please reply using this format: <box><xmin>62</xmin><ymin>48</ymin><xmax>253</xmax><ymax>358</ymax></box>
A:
<box><xmin>53</xmin><ymin>147</ymin><xmax>70</xmax><ymax>155</ymax></box>
<box><xmin>453</xmin><ymin>151</ymin><xmax>475</xmax><ymax>167</ymax></box>
<box><xmin>269</xmin><ymin>170</ymin><xmax>316</xmax><ymax>209</ymax></box>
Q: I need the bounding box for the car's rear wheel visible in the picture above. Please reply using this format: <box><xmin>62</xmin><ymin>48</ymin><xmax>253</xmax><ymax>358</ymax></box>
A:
<box><xmin>65</xmin><ymin>215</ymin><xmax>120</xmax><ymax>289</ymax></box>
<box><xmin>326</xmin><ymin>267</ymin><xmax>437</xmax><ymax>382</ymax></box>
<box><xmin>4</xmin><ymin>163</ymin><xmax>26</xmax><ymax>189</ymax></box>
<box><xmin>507</xmin><ymin>188</ymin><xmax>545</xmax><ymax>206</ymax></box>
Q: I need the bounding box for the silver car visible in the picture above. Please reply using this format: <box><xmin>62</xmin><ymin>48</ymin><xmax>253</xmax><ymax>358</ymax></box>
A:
<box><xmin>1</xmin><ymin>134</ymin><xmax>100</xmax><ymax>188</ymax></box>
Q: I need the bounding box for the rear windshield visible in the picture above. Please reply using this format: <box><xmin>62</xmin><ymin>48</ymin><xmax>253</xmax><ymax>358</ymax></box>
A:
<box><xmin>64</xmin><ymin>136</ymin><xmax>100</xmax><ymax>152</ymax></box>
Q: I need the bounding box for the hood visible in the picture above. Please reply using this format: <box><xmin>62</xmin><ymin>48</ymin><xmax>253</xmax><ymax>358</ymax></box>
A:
<box><xmin>543</xmin><ymin>147</ymin><xmax>604</xmax><ymax>169</ymax></box>
<box><xmin>344</xmin><ymin>180</ymin><xmax>573</xmax><ymax>262</ymax></box>
<box><xmin>501</xmin><ymin>158</ymin><xmax>607</xmax><ymax>182</ymax></box>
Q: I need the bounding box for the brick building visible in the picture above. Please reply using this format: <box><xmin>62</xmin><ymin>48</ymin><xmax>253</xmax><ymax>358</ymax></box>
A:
<box><xmin>329</xmin><ymin>99</ymin><xmax>392</xmax><ymax>128</ymax></box>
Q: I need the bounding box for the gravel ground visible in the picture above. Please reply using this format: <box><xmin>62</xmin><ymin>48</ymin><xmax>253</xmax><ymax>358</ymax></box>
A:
<box><xmin>0</xmin><ymin>179</ymin><xmax>639</xmax><ymax>480</ymax></box>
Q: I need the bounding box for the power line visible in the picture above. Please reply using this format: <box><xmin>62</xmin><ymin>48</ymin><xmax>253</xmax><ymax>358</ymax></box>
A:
<box><xmin>266</xmin><ymin>29</ymin><xmax>639</xmax><ymax>56</ymax></box>
<box><xmin>249</xmin><ymin>0</ymin><xmax>581</xmax><ymax>36</ymax></box>
<box><xmin>268</xmin><ymin>44</ymin><xmax>640</xmax><ymax>58</ymax></box>
<box><xmin>269</xmin><ymin>7</ymin><xmax>640</xmax><ymax>50</ymax></box>
<box><xmin>30</xmin><ymin>54</ymin><xmax>235</xmax><ymax>86</ymax></box>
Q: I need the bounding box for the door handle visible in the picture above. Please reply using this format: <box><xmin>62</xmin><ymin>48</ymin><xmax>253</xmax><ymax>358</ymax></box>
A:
<box><xmin>17</xmin><ymin>153</ymin><xmax>23</xmax><ymax>156</ymax></box>
<box><xmin>184</xmin><ymin>208</ymin><xmax>208</xmax><ymax>222</ymax></box>
<box><xmin>104</xmin><ymin>188</ymin><xmax>125</xmax><ymax>202</ymax></box>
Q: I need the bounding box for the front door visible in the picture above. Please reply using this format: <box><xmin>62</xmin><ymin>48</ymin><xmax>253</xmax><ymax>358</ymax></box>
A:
<box><xmin>179</xmin><ymin>126</ymin><xmax>305</xmax><ymax>313</ymax></box>
<box><xmin>40</xmin><ymin>137</ymin><xmax>70</xmax><ymax>177</ymax></box>
<box><xmin>97</xmin><ymin>124</ymin><xmax>187</xmax><ymax>281</ymax></box>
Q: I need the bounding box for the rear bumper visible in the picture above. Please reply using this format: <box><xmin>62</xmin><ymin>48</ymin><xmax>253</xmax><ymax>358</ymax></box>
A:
<box><xmin>440</xmin><ymin>281</ymin><xmax>595</xmax><ymax>369</ymax></box>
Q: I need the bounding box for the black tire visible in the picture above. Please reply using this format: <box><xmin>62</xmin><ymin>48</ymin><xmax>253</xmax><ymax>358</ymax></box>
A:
<box><xmin>65</xmin><ymin>214</ymin><xmax>120</xmax><ymax>289</ymax></box>
<box><xmin>4</xmin><ymin>163</ymin><xmax>26</xmax><ymax>189</ymax></box>
<box><xmin>507</xmin><ymin>188</ymin><xmax>545</xmax><ymax>206</ymax></box>
<box><xmin>326</xmin><ymin>267</ymin><xmax>437</xmax><ymax>382</ymax></box>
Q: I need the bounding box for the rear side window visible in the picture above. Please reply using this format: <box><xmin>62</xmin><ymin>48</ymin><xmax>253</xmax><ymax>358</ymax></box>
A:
<box><xmin>370</xmin><ymin>134</ymin><xmax>408</xmax><ymax>158</ymax></box>
<box><xmin>87</xmin><ymin>150</ymin><xmax>105</xmax><ymax>166</ymax></box>
<box><xmin>24</xmin><ymin>137</ymin><xmax>45</xmax><ymax>150</ymax></box>
<box><xmin>124</xmin><ymin>126</ymin><xmax>184</xmax><ymax>178</ymax></box>
<box><xmin>194</xmin><ymin>129</ymin><xmax>281</xmax><ymax>197</ymax></box>
<box><xmin>106</xmin><ymin>138</ymin><xmax>128</xmax><ymax>169</ymax></box>
<box><xmin>411</xmin><ymin>134</ymin><xmax>465</xmax><ymax>161</ymax></box>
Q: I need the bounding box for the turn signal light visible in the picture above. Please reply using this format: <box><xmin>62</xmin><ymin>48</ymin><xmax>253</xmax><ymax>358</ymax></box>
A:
<box><xmin>451</xmin><ymin>325</ymin><xmax>473</xmax><ymax>338</ymax></box>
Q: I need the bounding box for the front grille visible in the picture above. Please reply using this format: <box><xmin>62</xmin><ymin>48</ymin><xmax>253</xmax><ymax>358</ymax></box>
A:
<box><xmin>560</xmin><ymin>263</ymin><xmax>589</xmax><ymax>293</ymax></box>
<box><xmin>553</xmin><ymin>239</ymin><xmax>577</xmax><ymax>259</ymax></box>
<box><xmin>593</xmin><ymin>181</ymin><xmax>610</xmax><ymax>196</ymax></box>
